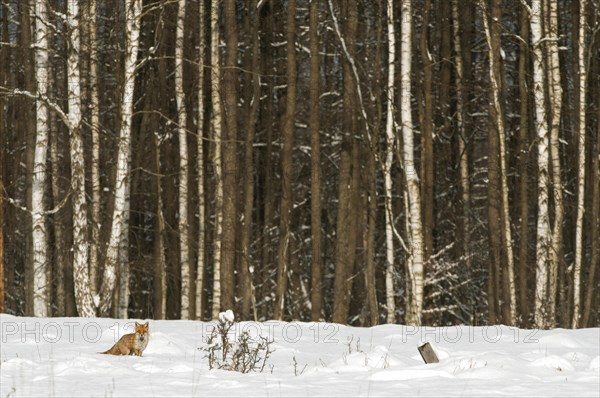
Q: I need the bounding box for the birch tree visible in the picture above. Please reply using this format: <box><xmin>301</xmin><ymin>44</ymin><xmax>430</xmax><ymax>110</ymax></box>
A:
<box><xmin>88</xmin><ymin>0</ymin><xmax>101</xmax><ymax>301</ymax></box>
<box><xmin>572</xmin><ymin>0</ymin><xmax>587</xmax><ymax>329</ymax></box>
<box><xmin>196</xmin><ymin>0</ymin><xmax>206</xmax><ymax>321</ymax></box>
<box><xmin>98</xmin><ymin>0</ymin><xmax>142</xmax><ymax>317</ymax></box>
<box><xmin>116</xmin><ymin>178</ymin><xmax>131</xmax><ymax>318</ymax></box>
<box><xmin>176</xmin><ymin>0</ymin><xmax>191</xmax><ymax>320</ymax></box>
<box><xmin>530</xmin><ymin>0</ymin><xmax>551</xmax><ymax>328</ymax></box>
<box><xmin>67</xmin><ymin>0</ymin><xmax>95</xmax><ymax>317</ymax></box>
<box><xmin>32</xmin><ymin>0</ymin><xmax>50</xmax><ymax>317</ymax></box>
<box><xmin>154</xmin><ymin>133</ymin><xmax>167</xmax><ymax>320</ymax></box>
<box><xmin>400</xmin><ymin>0</ymin><xmax>424</xmax><ymax>326</ymax></box>
<box><xmin>384</xmin><ymin>0</ymin><xmax>396</xmax><ymax>324</ymax></box>
<box><xmin>582</xmin><ymin>97</ymin><xmax>598</xmax><ymax>328</ymax></box>
<box><xmin>18</xmin><ymin>0</ymin><xmax>35</xmax><ymax>316</ymax></box>
<box><xmin>210</xmin><ymin>0</ymin><xmax>224</xmax><ymax>319</ymax></box>
<box><xmin>517</xmin><ymin>4</ymin><xmax>531</xmax><ymax>324</ymax></box>
<box><xmin>546</xmin><ymin>0</ymin><xmax>563</xmax><ymax>327</ymax></box>
<box><xmin>49</xmin><ymin>64</ymin><xmax>68</xmax><ymax>316</ymax></box>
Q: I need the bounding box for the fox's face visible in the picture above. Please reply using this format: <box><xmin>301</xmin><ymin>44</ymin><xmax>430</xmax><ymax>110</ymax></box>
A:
<box><xmin>135</xmin><ymin>322</ymin><xmax>149</xmax><ymax>342</ymax></box>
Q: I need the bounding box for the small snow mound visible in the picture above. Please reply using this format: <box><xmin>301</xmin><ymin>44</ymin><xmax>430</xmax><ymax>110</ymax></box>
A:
<box><xmin>219</xmin><ymin>309</ymin><xmax>235</xmax><ymax>324</ymax></box>
<box><xmin>589</xmin><ymin>356</ymin><xmax>600</xmax><ymax>371</ymax></box>
<box><xmin>537</xmin><ymin>333</ymin><xmax>581</xmax><ymax>349</ymax></box>
<box><xmin>561</xmin><ymin>351</ymin><xmax>591</xmax><ymax>368</ymax></box>
<box><xmin>56</xmin><ymin>356</ymin><xmax>117</xmax><ymax>376</ymax></box>
<box><xmin>133</xmin><ymin>363</ymin><xmax>163</xmax><ymax>374</ymax></box>
<box><xmin>166</xmin><ymin>363</ymin><xmax>194</xmax><ymax>373</ymax></box>
<box><xmin>529</xmin><ymin>355</ymin><xmax>575</xmax><ymax>372</ymax></box>
<box><xmin>143</xmin><ymin>332</ymin><xmax>186</xmax><ymax>356</ymax></box>
<box><xmin>1</xmin><ymin>358</ymin><xmax>37</xmax><ymax>370</ymax></box>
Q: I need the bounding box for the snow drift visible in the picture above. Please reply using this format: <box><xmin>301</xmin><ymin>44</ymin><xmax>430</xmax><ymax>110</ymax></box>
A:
<box><xmin>1</xmin><ymin>314</ymin><xmax>598</xmax><ymax>397</ymax></box>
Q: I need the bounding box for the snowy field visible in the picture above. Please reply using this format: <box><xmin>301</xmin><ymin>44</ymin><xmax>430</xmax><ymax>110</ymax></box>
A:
<box><xmin>1</xmin><ymin>314</ymin><xmax>598</xmax><ymax>397</ymax></box>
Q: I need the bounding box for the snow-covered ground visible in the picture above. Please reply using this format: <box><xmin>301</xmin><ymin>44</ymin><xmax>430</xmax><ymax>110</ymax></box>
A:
<box><xmin>1</xmin><ymin>314</ymin><xmax>598</xmax><ymax>397</ymax></box>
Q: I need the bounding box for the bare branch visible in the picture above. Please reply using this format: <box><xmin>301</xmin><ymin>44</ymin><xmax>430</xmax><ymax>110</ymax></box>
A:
<box><xmin>1</xmin><ymin>87</ymin><xmax>73</xmax><ymax>131</ymax></box>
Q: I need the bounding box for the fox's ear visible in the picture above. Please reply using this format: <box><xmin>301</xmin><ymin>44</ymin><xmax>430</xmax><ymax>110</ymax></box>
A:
<box><xmin>144</xmin><ymin>322</ymin><xmax>149</xmax><ymax>327</ymax></box>
<box><xmin>135</xmin><ymin>321</ymin><xmax>140</xmax><ymax>327</ymax></box>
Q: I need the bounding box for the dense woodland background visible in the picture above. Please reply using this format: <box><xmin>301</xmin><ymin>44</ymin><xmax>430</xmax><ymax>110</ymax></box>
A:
<box><xmin>0</xmin><ymin>0</ymin><xmax>598</xmax><ymax>328</ymax></box>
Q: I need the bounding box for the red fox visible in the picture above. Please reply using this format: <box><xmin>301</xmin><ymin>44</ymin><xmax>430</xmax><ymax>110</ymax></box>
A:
<box><xmin>100</xmin><ymin>321</ymin><xmax>149</xmax><ymax>356</ymax></box>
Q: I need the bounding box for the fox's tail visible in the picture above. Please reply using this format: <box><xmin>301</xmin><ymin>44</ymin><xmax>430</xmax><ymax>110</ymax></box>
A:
<box><xmin>99</xmin><ymin>344</ymin><xmax>117</xmax><ymax>355</ymax></box>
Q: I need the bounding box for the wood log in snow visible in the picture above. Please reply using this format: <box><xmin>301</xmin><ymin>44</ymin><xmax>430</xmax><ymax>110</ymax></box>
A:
<box><xmin>418</xmin><ymin>342</ymin><xmax>439</xmax><ymax>364</ymax></box>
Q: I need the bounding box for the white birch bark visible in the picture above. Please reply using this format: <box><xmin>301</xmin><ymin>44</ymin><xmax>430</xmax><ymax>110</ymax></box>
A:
<box><xmin>531</xmin><ymin>0</ymin><xmax>551</xmax><ymax>328</ymax></box>
<box><xmin>384</xmin><ymin>0</ymin><xmax>396</xmax><ymax>324</ymax></box>
<box><xmin>117</xmin><ymin>185</ymin><xmax>131</xmax><ymax>319</ymax></box>
<box><xmin>99</xmin><ymin>0</ymin><xmax>141</xmax><ymax>316</ymax></box>
<box><xmin>176</xmin><ymin>0</ymin><xmax>191</xmax><ymax>320</ymax></box>
<box><xmin>50</xmin><ymin>109</ymin><xmax>66</xmax><ymax>316</ymax></box>
<box><xmin>480</xmin><ymin>0</ymin><xmax>517</xmax><ymax>325</ymax></box>
<box><xmin>154</xmin><ymin>135</ymin><xmax>167</xmax><ymax>320</ymax></box>
<box><xmin>196</xmin><ymin>0</ymin><xmax>206</xmax><ymax>321</ymax></box>
<box><xmin>400</xmin><ymin>0</ymin><xmax>423</xmax><ymax>326</ymax></box>
<box><xmin>89</xmin><ymin>0</ymin><xmax>101</xmax><ymax>301</ymax></box>
<box><xmin>32</xmin><ymin>0</ymin><xmax>49</xmax><ymax>317</ymax></box>
<box><xmin>67</xmin><ymin>0</ymin><xmax>95</xmax><ymax>317</ymax></box>
<box><xmin>572</xmin><ymin>0</ymin><xmax>587</xmax><ymax>329</ymax></box>
<box><xmin>210</xmin><ymin>0</ymin><xmax>223</xmax><ymax>320</ymax></box>
<box><xmin>581</xmin><ymin>98</ymin><xmax>598</xmax><ymax>327</ymax></box>
<box><xmin>546</xmin><ymin>0</ymin><xmax>563</xmax><ymax>327</ymax></box>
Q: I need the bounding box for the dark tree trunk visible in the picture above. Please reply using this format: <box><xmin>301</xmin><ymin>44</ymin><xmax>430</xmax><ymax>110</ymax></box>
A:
<box><xmin>333</xmin><ymin>0</ymin><xmax>359</xmax><ymax>325</ymax></box>
<box><xmin>309</xmin><ymin>0</ymin><xmax>324</xmax><ymax>322</ymax></box>
<box><xmin>274</xmin><ymin>0</ymin><xmax>297</xmax><ymax>321</ymax></box>
<box><xmin>220</xmin><ymin>0</ymin><xmax>239</xmax><ymax>313</ymax></box>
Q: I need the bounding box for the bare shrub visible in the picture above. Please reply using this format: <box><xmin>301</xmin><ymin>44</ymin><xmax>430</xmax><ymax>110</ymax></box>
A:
<box><xmin>202</xmin><ymin>311</ymin><xmax>273</xmax><ymax>373</ymax></box>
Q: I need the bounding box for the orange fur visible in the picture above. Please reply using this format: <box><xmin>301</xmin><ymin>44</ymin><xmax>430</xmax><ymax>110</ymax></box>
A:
<box><xmin>100</xmin><ymin>322</ymin><xmax>149</xmax><ymax>356</ymax></box>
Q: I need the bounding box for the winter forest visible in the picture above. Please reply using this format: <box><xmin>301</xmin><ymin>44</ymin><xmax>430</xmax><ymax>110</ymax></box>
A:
<box><xmin>0</xmin><ymin>0</ymin><xmax>598</xmax><ymax>329</ymax></box>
